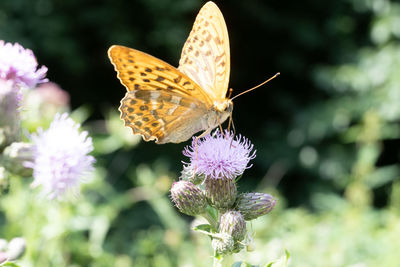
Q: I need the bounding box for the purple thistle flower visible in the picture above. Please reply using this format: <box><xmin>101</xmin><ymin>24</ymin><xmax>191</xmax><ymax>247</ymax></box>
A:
<box><xmin>26</xmin><ymin>113</ymin><xmax>95</xmax><ymax>199</ymax></box>
<box><xmin>0</xmin><ymin>40</ymin><xmax>48</xmax><ymax>88</ymax></box>
<box><xmin>183</xmin><ymin>130</ymin><xmax>256</xmax><ymax>180</ymax></box>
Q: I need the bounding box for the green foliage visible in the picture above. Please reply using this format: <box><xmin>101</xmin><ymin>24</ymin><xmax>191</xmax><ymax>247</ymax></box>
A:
<box><xmin>1</xmin><ymin>263</ymin><xmax>21</xmax><ymax>267</ymax></box>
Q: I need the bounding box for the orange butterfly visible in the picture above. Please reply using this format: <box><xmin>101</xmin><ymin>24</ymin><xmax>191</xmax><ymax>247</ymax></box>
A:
<box><xmin>108</xmin><ymin>2</ymin><xmax>278</xmax><ymax>144</ymax></box>
<box><xmin>108</xmin><ymin>1</ymin><xmax>233</xmax><ymax>144</ymax></box>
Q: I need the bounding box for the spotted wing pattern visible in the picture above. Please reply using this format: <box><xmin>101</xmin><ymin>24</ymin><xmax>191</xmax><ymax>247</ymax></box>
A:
<box><xmin>108</xmin><ymin>45</ymin><xmax>213</xmax><ymax>143</ymax></box>
<box><xmin>178</xmin><ymin>1</ymin><xmax>230</xmax><ymax>101</ymax></box>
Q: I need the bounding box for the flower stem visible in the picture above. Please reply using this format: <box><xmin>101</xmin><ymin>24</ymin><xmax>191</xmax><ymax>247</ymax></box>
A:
<box><xmin>213</xmin><ymin>255</ymin><xmax>222</xmax><ymax>267</ymax></box>
<box><xmin>213</xmin><ymin>254</ymin><xmax>233</xmax><ymax>267</ymax></box>
<box><xmin>202</xmin><ymin>211</ymin><xmax>218</xmax><ymax>231</ymax></box>
<box><xmin>202</xmin><ymin>205</ymin><xmax>219</xmax><ymax>231</ymax></box>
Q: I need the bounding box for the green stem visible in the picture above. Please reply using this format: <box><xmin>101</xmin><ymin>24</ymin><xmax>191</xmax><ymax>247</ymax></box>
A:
<box><xmin>202</xmin><ymin>211</ymin><xmax>218</xmax><ymax>231</ymax></box>
<box><xmin>213</xmin><ymin>254</ymin><xmax>233</xmax><ymax>267</ymax></box>
<box><xmin>213</xmin><ymin>255</ymin><xmax>222</xmax><ymax>267</ymax></box>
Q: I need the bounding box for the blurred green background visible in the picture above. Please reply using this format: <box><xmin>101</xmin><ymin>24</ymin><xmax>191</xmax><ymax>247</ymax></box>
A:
<box><xmin>2</xmin><ymin>0</ymin><xmax>400</xmax><ymax>266</ymax></box>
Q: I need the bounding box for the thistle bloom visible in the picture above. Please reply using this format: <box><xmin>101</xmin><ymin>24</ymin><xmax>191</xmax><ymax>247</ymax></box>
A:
<box><xmin>0</xmin><ymin>40</ymin><xmax>48</xmax><ymax>88</ymax></box>
<box><xmin>26</xmin><ymin>113</ymin><xmax>95</xmax><ymax>199</ymax></box>
<box><xmin>183</xmin><ymin>131</ymin><xmax>256</xmax><ymax>180</ymax></box>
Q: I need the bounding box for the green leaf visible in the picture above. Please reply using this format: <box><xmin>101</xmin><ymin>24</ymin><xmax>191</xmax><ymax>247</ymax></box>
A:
<box><xmin>214</xmin><ymin>252</ymin><xmax>223</xmax><ymax>260</ymax></box>
<box><xmin>1</xmin><ymin>262</ymin><xmax>21</xmax><ymax>267</ymax></box>
<box><xmin>193</xmin><ymin>224</ymin><xmax>211</xmax><ymax>233</ymax></box>
<box><xmin>284</xmin><ymin>249</ymin><xmax>290</xmax><ymax>266</ymax></box>
<box><xmin>205</xmin><ymin>205</ymin><xmax>219</xmax><ymax>222</ymax></box>
<box><xmin>232</xmin><ymin>262</ymin><xmax>243</xmax><ymax>267</ymax></box>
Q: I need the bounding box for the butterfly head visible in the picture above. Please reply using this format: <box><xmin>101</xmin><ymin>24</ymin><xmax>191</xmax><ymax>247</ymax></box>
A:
<box><xmin>214</xmin><ymin>99</ymin><xmax>233</xmax><ymax>115</ymax></box>
<box><xmin>211</xmin><ymin>99</ymin><xmax>233</xmax><ymax>128</ymax></box>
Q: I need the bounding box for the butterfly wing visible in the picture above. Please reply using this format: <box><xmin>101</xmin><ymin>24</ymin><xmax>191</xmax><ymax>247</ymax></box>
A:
<box><xmin>119</xmin><ymin>90</ymin><xmax>211</xmax><ymax>144</ymax></box>
<box><xmin>178</xmin><ymin>1</ymin><xmax>230</xmax><ymax>101</ymax></box>
<box><xmin>108</xmin><ymin>45</ymin><xmax>214</xmax><ymax>143</ymax></box>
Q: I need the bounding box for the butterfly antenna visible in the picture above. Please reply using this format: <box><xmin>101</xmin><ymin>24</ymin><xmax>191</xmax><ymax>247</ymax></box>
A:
<box><xmin>228</xmin><ymin>88</ymin><xmax>233</xmax><ymax>99</ymax></box>
<box><xmin>230</xmin><ymin>72</ymin><xmax>280</xmax><ymax>101</ymax></box>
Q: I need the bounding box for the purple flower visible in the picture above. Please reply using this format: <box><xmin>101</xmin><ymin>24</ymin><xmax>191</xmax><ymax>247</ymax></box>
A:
<box><xmin>0</xmin><ymin>40</ymin><xmax>48</xmax><ymax>88</ymax></box>
<box><xmin>183</xmin><ymin>130</ymin><xmax>256</xmax><ymax>180</ymax></box>
<box><xmin>26</xmin><ymin>113</ymin><xmax>95</xmax><ymax>199</ymax></box>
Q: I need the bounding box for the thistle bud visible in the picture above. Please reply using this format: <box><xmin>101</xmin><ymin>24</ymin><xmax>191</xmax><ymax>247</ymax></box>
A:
<box><xmin>204</xmin><ymin>177</ymin><xmax>237</xmax><ymax>210</ymax></box>
<box><xmin>219</xmin><ymin>210</ymin><xmax>246</xmax><ymax>242</ymax></box>
<box><xmin>170</xmin><ymin>180</ymin><xmax>207</xmax><ymax>216</ymax></box>
<box><xmin>2</xmin><ymin>142</ymin><xmax>33</xmax><ymax>177</ymax></box>
<box><xmin>211</xmin><ymin>233</ymin><xmax>234</xmax><ymax>255</ymax></box>
<box><xmin>0</xmin><ymin>167</ymin><xmax>9</xmax><ymax>192</ymax></box>
<box><xmin>236</xmin><ymin>192</ymin><xmax>276</xmax><ymax>220</ymax></box>
<box><xmin>0</xmin><ymin>80</ymin><xmax>20</xmax><ymax>149</ymax></box>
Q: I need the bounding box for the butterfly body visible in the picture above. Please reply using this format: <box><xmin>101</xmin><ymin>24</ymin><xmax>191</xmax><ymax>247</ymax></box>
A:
<box><xmin>109</xmin><ymin>2</ymin><xmax>232</xmax><ymax>144</ymax></box>
<box><xmin>158</xmin><ymin>99</ymin><xmax>232</xmax><ymax>144</ymax></box>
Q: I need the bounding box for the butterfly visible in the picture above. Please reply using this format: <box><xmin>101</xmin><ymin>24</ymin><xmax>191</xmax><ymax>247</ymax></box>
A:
<box><xmin>108</xmin><ymin>1</ymin><xmax>233</xmax><ymax>144</ymax></box>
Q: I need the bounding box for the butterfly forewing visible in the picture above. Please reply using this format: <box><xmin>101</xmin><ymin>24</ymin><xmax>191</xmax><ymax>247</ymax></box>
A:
<box><xmin>178</xmin><ymin>1</ymin><xmax>230</xmax><ymax>101</ymax></box>
<box><xmin>108</xmin><ymin>45</ymin><xmax>214</xmax><ymax>143</ymax></box>
<box><xmin>109</xmin><ymin>45</ymin><xmax>212</xmax><ymax>101</ymax></box>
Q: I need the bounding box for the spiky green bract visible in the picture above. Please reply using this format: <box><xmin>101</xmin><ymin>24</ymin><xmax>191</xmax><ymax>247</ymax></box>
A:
<box><xmin>219</xmin><ymin>210</ymin><xmax>246</xmax><ymax>242</ymax></box>
<box><xmin>204</xmin><ymin>177</ymin><xmax>237</xmax><ymax>210</ymax></box>
<box><xmin>179</xmin><ymin>164</ymin><xmax>204</xmax><ymax>185</ymax></box>
<box><xmin>2</xmin><ymin>142</ymin><xmax>33</xmax><ymax>177</ymax></box>
<box><xmin>211</xmin><ymin>233</ymin><xmax>234</xmax><ymax>256</ymax></box>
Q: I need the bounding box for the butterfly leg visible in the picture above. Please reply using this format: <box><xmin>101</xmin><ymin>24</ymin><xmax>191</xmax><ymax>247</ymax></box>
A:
<box><xmin>229</xmin><ymin>113</ymin><xmax>237</xmax><ymax>148</ymax></box>
<box><xmin>216</xmin><ymin>113</ymin><xmax>227</xmax><ymax>139</ymax></box>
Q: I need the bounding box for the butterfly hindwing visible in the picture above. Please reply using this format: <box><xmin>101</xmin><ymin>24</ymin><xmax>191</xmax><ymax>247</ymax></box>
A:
<box><xmin>120</xmin><ymin>89</ymin><xmax>209</xmax><ymax>143</ymax></box>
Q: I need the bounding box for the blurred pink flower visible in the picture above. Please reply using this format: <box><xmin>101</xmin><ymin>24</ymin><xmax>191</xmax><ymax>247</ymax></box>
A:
<box><xmin>0</xmin><ymin>40</ymin><xmax>48</xmax><ymax>88</ymax></box>
<box><xmin>35</xmin><ymin>82</ymin><xmax>70</xmax><ymax>107</ymax></box>
<box><xmin>26</xmin><ymin>113</ymin><xmax>95</xmax><ymax>199</ymax></box>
